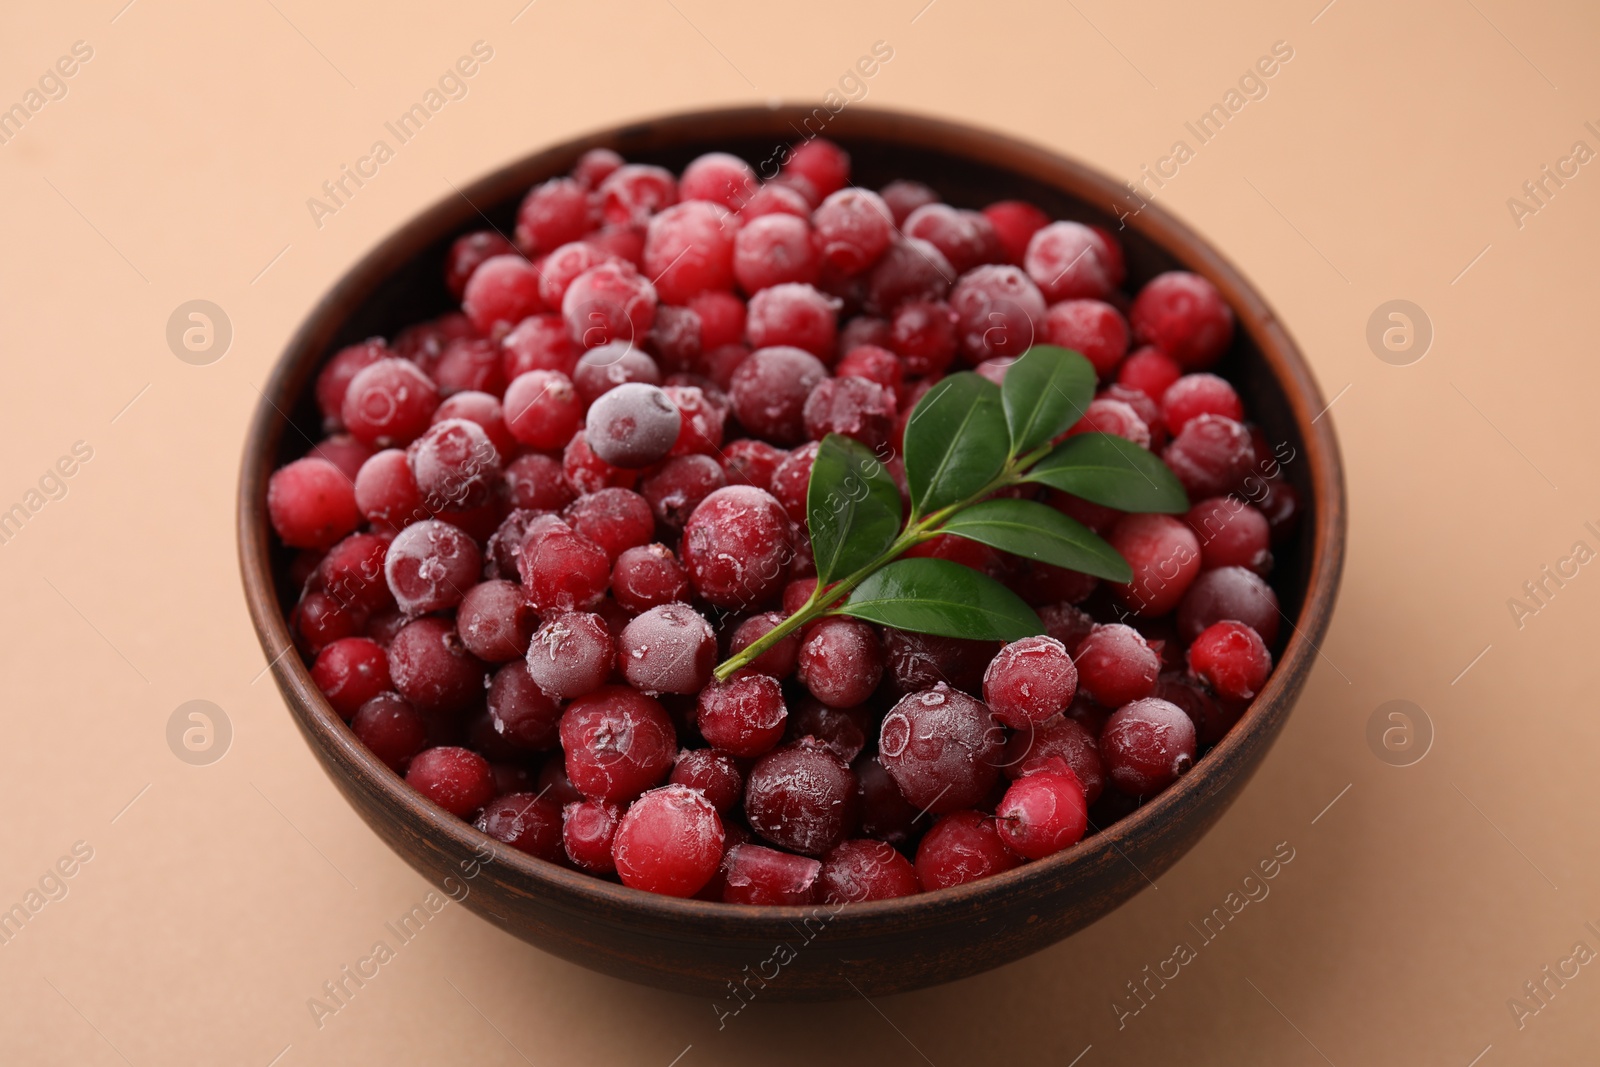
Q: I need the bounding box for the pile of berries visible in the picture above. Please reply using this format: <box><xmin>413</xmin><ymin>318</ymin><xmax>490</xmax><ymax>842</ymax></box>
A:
<box><xmin>268</xmin><ymin>138</ymin><xmax>1296</xmax><ymax>903</ymax></box>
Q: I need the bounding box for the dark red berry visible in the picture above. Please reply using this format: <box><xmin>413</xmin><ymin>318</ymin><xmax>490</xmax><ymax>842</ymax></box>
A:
<box><xmin>406</xmin><ymin>746</ymin><xmax>495</xmax><ymax>817</ymax></box>
<box><xmin>611</xmin><ymin>543</ymin><xmax>691</xmax><ymax>613</ymax></box>
<box><xmin>726</xmin><ymin>613</ymin><xmax>801</xmax><ymax>679</ymax></box>
<box><xmin>995</xmin><ymin>769</ymin><xmax>1087</xmax><ymax>859</ymax></box>
<box><xmin>915</xmin><ymin>810</ymin><xmax>1018</xmax><ymax>890</ymax></box>
<box><xmin>562</xmin><ymin>798</ymin><xmax>621</xmax><ymax>873</ymax></box>
<box><xmin>982</xmin><ymin>200</ymin><xmax>1049</xmax><ymax>265</ymax></box>
<box><xmin>387</xmin><ymin>616</ymin><xmax>487</xmax><ymax>716</ymax></box>
<box><xmin>1043</xmin><ymin>299</ymin><xmax>1129</xmax><ymax>377</ymax></box>
<box><xmin>1163</xmin><ymin>415</ymin><xmax>1256</xmax><ymax>498</ymax></box>
<box><xmin>1000</xmin><ymin>713</ymin><xmax>1104</xmax><ymax>804</ymax></box>
<box><xmin>669</xmin><ymin>748</ymin><xmax>744</xmax><ymax>812</ymax></box>
<box><xmin>1186</xmin><ymin>496</ymin><xmax>1272</xmax><ymax>574</ymax></box>
<box><xmin>486</xmin><ymin>661</ymin><xmax>561</xmax><ymax>752</ymax></box>
<box><xmin>559</xmin><ymin>685</ymin><xmax>676</xmax><ymax>803</ymax></box>
<box><xmin>641</xmin><ymin>454</ymin><xmax>726</xmax><ymax>532</ymax></box>
<box><xmin>879</xmin><ymin>683</ymin><xmax>1002</xmax><ymax>815</ymax></box>
<box><xmin>949</xmin><ymin>264</ymin><xmax>1046</xmax><ymax>364</ymax></box>
<box><xmin>695</xmin><ymin>673</ymin><xmax>788</xmax><ymax>757</ymax></box>
<box><xmin>312</xmin><ymin>637</ymin><xmax>392</xmax><ymax>720</ymax></box>
<box><xmin>475</xmin><ymin>792</ymin><xmax>564</xmax><ymax>862</ymax></box>
<box><xmin>518</xmin><ymin>514</ymin><xmax>610</xmax><ymax>613</ymax></box>
<box><xmin>797</xmin><ymin>617</ymin><xmax>883</xmax><ymax>708</ymax></box>
<box><xmin>745</xmin><ymin>741</ymin><xmax>858</xmax><ymax>856</ymax></box>
<box><xmin>681</xmin><ymin>486</ymin><xmax>793</xmax><ymax>609</ymax></box>
<box><xmin>352</xmin><ymin>692</ymin><xmax>428</xmax><ymax>771</ymax></box>
<box><xmin>1074</xmin><ymin>624</ymin><xmax>1160</xmax><ymax>707</ymax></box>
<box><xmin>1108</xmin><ymin>513</ymin><xmax>1202</xmax><ymax>617</ymax></box>
<box><xmin>1100</xmin><ymin>697</ymin><xmax>1196</xmax><ymax>796</ymax></box>
<box><xmin>721</xmin><ymin>843</ymin><xmax>822</xmax><ymax>905</ymax></box>
<box><xmin>315</xmin><ymin>340</ymin><xmax>388</xmax><ymax>432</ymax></box>
<box><xmin>983</xmin><ymin>635</ymin><xmax>1078</xmax><ymax>729</ymax></box>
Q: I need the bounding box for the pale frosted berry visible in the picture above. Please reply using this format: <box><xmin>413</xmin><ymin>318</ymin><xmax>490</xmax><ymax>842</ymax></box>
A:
<box><xmin>802</xmin><ymin>376</ymin><xmax>895</xmax><ymax>450</ymax></box>
<box><xmin>1024</xmin><ymin>221</ymin><xmax>1118</xmax><ymax>303</ymax></box>
<box><xmin>526</xmin><ymin>612</ymin><xmax>615</xmax><ymax>700</ymax></box>
<box><xmin>620</xmin><ymin>602</ymin><xmax>717</xmax><ymax>695</ymax></box>
<box><xmin>597</xmin><ymin>164</ymin><xmax>678</xmax><ymax>227</ymax></box>
<box><xmin>385</xmin><ymin>519</ymin><xmax>480</xmax><ymax>616</ymax></box>
<box><xmin>407</xmin><ymin>418</ymin><xmax>501</xmax><ymax>512</ymax></box>
<box><xmin>679</xmin><ymin>151</ymin><xmax>758</xmax><ymax>209</ymax></box>
<box><xmin>584</xmin><ymin>382</ymin><xmax>681</xmax><ymax>468</ymax></box>
<box><xmin>879</xmin><ymin>684</ymin><xmax>1002</xmax><ymax>815</ymax></box>
<box><xmin>983</xmin><ymin>635</ymin><xmax>1078</xmax><ymax>729</ymax></box>
<box><xmin>1100</xmin><ymin>698</ymin><xmax>1196</xmax><ymax>795</ymax></box>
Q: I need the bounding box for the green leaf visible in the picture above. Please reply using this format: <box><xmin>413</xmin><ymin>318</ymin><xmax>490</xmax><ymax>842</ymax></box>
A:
<box><xmin>938</xmin><ymin>498</ymin><xmax>1131</xmax><ymax>583</ymax></box>
<box><xmin>902</xmin><ymin>373</ymin><xmax>1008</xmax><ymax>518</ymax></box>
<box><xmin>1001</xmin><ymin>345</ymin><xmax>1097</xmax><ymax>456</ymax></box>
<box><xmin>1024</xmin><ymin>432</ymin><xmax>1189</xmax><ymax>514</ymax></box>
<box><xmin>806</xmin><ymin>434</ymin><xmax>903</xmax><ymax>586</ymax></box>
<box><xmin>835</xmin><ymin>558</ymin><xmax>1044</xmax><ymax>641</ymax></box>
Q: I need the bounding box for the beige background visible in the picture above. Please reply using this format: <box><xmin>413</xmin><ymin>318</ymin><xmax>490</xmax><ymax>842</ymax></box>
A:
<box><xmin>1</xmin><ymin>0</ymin><xmax>1596</xmax><ymax>1063</ymax></box>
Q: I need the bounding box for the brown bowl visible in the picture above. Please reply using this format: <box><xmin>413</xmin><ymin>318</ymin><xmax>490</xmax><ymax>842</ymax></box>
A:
<box><xmin>238</xmin><ymin>105</ymin><xmax>1345</xmax><ymax>1001</ymax></box>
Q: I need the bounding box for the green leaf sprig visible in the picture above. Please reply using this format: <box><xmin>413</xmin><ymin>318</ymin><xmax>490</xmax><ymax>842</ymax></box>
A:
<box><xmin>712</xmin><ymin>345</ymin><xmax>1189</xmax><ymax>681</ymax></box>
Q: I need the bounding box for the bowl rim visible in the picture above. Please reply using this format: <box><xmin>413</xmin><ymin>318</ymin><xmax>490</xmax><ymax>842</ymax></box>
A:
<box><xmin>238</xmin><ymin>103</ymin><xmax>1346</xmax><ymax>929</ymax></box>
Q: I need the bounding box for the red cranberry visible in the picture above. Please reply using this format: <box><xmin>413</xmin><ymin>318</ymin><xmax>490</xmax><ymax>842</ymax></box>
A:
<box><xmin>1130</xmin><ymin>271</ymin><xmax>1235</xmax><ymax>370</ymax></box>
<box><xmin>613</xmin><ymin>784</ymin><xmax>724</xmax><ymax>897</ymax></box>
<box><xmin>501</xmin><ymin>313</ymin><xmax>578</xmax><ymax>379</ymax></box>
<box><xmin>643</xmin><ymin>201</ymin><xmax>736</xmax><ymax>305</ymax></box>
<box><xmin>431</xmin><ymin>337</ymin><xmax>504</xmax><ymax>398</ymax></box>
<box><xmin>562</xmin><ymin>798</ymin><xmax>621</xmax><ymax>873</ymax></box>
<box><xmin>982</xmin><ymin>200</ymin><xmax>1050</xmax><ymax>265</ymax></box>
<box><xmin>1074</xmin><ymin>624</ymin><xmax>1160</xmax><ymax>707</ymax></box>
<box><xmin>475</xmin><ymin>791</ymin><xmax>564</xmax><ymax>862</ymax></box>
<box><xmin>611</xmin><ymin>544</ymin><xmax>690</xmax><ymax>613</ymax></box>
<box><xmin>406</xmin><ymin>746</ymin><xmax>495</xmax><ymax>817</ymax></box>
<box><xmin>317</xmin><ymin>533</ymin><xmax>391</xmax><ymax>614</ymax></box>
<box><xmin>679</xmin><ymin>151</ymin><xmax>758</xmax><ymax>209</ymax></box>
<box><xmin>684</xmin><ymin>289</ymin><xmax>746</xmax><ymax>352</ymax></box>
<box><xmin>669</xmin><ymin>748</ymin><xmax>744</xmax><ymax>812</ymax></box>
<box><xmin>745</xmin><ymin>284</ymin><xmax>839</xmax><ymax>361</ymax></box>
<box><xmin>293</xmin><ymin>589</ymin><xmax>364</xmax><ymax>653</ymax></box>
<box><xmin>879</xmin><ymin>683</ymin><xmax>1003</xmax><ymax>815</ymax></box>
<box><xmin>1186</xmin><ymin>496</ymin><xmax>1272</xmax><ymax>574</ymax></box>
<box><xmin>768</xmin><ymin>441</ymin><xmax>819</xmax><ymax>524</ymax></box>
<box><xmin>880</xmin><ymin>179</ymin><xmax>938</xmax><ymax>225</ymax></box>
<box><xmin>380</xmin><ymin>519</ymin><xmax>476</xmax><ymax>615</ymax></box>
<box><xmin>813</xmin><ymin>188</ymin><xmax>893</xmax><ymax>273</ymax></box>
<box><xmin>721</xmin><ymin>843</ymin><xmax>822</xmax><ymax>905</ymax></box>
<box><xmin>866</xmin><ymin>238</ymin><xmax>954</xmax><ymax>315</ymax></box>
<box><xmin>739</xmin><ymin>182</ymin><xmax>812</xmax><ymax>221</ymax></box>
<box><xmin>1025</xmin><ymin>221</ymin><xmax>1117</xmax><ymax>302</ymax></box>
<box><xmin>311</xmin><ymin>638</ymin><xmax>392</xmax><ymax>720</ymax></box>
<box><xmin>1163</xmin><ymin>415</ymin><xmax>1256</xmax><ymax>498</ymax></box>
<box><xmin>571</xmin><ymin>341</ymin><xmax>662</xmax><ymax>406</ymax></box>
<box><xmin>681</xmin><ymin>486</ymin><xmax>793</xmax><ymax>608</ymax></box>
<box><xmin>658</xmin><ymin>386</ymin><xmax>723</xmax><ymax>459</ymax></box>
<box><xmin>1001</xmin><ymin>714</ymin><xmax>1104</xmax><ymax>804</ymax></box>
<box><xmin>315</xmin><ymin>340</ymin><xmax>388</xmax><ymax>432</ymax></box>
<box><xmin>501</xmin><ymin>370</ymin><xmax>579</xmax><ymax>451</ymax></box>
<box><xmin>619</xmin><ymin>602</ymin><xmax>717</xmax><ymax>695</ymax></box>
<box><xmin>563</xmin><ymin>261</ymin><xmax>658</xmax><ymax>349</ymax></box>
<box><xmin>538</xmin><ymin>240</ymin><xmax>617</xmax><ymax>310</ymax></box>
<box><xmin>560</xmin><ymin>488</ymin><xmax>653</xmax><ymax>564</ymax></box>
<box><xmin>310</xmin><ymin>434</ymin><xmax>375</xmax><ymax>484</ymax></box>
<box><xmin>516</xmin><ymin>177</ymin><xmax>592</xmax><ymax>254</ymax></box>
<box><xmin>915</xmin><ymin>810</ymin><xmax>1018</xmax><ymax>890</ymax></box>
<box><xmin>387</xmin><ymin>617</ymin><xmax>487</xmax><ymax>716</ymax></box>
<box><xmin>854</xmin><ymin>754</ymin><xmax>918</xmax><ymax>848</ymax></box>
<box><xmin>785</xmin><ymin>697</ymin><xmax>867</xmax><ymax>764</ymax></box>
<box><xmin>268</xmin><ymin>458</ymin><xmax>360</xmax><ymax>550</ymax></box>
<box><xmin>720</xmin><ymin>438</ymin><xmax>787</xmax><ymax>492</ymax></box>
<box><xmin>1043</xmin><ymin>299</ymin><xmax>1129</xmax><ymax>377</ymax></box>
<box><xmin>518</xmin><ymin>515</ymin><xmax>610</xmax><ymax>613</ymax></box>
<box><xmin>995</xmin><ymin>769</ymin><xmax>1088</xmax><ymax>859</ymax></box>
<box><xmin>341</xmin><ymin>358</ymin><xmax>439</xmax><ymax>448</ymax></box>
<box><xmin>431</xmin><ymin>390</ymin><xmax>512</xmax><ymax>457</ymax></box>
<box><xmin>641</xmin><ymin>454</ymin><xmax>726</xmax><ymax>532</ymax></box>
<box><xmin>1108</xmin><ymin>513</ymin><xmax>1202</xmax><ymax>617</ymax></box>
<box><xmin>501</xmin><ymin>454</ymin><xmax>574</xmax><ymax>514</ymax></box>
<box><xmin>726</xmin><ymin>613</ymin><xmax>801</xmax><ymax>679</ymax></box>
<box><xmin>486</xmin><ymin>662</ymin><xmax>561</xmax><ymax>752</ymax></box>
<box><xmin>352</xmin><ymin>692</ymin><xmax>428</xmax><ymax>771</ymax></box>
<box><xmin>949</xmin><ymin>264</ymin><xmax>1046</xmax><ymax>364</ymax></box>
<box><xmin>1188</xmin><ymin>620</ymin><xmax>1273</xmax><ymax>702</ymax></box>
<box><xmin>1100</xmin><ymin>698</ymin><xmax>1196</xmax><ymax>796</ymax></box>
<box><xmin>904</xmin><ymin>204</ymin><xmax>995</xmax><ymax>275</ymax></box>
<box><xmin>745</xmin><ymin>741</ymin><xmax>858</xmax><ymax>856</ymax></box>
<box><xmin>982</xmin><ymin>635</ymin><xmax>1078</xmax><ymax>729</ymax></box>
<box><xmin>1154</xmin><ymin>673</ymin><xmax>1234</xmax><ymax>747</ymax></box>
<box><xmin>597</xmin><ymin>164</ymin><xmax>678</xmax><ymax>227</ymax></box>
<box><xmin>559</xmin><ymin>685</ymin><xmax>676</xmax><ymax>802</ymax></box>
<box><xmin>524</xmin><ymin>613</ymin><xmax>612</xmax><ymax>701</ymax></box>
<box><xmin>733</xmin><ymin>213</ymin><xmax>819</xmax><ymax>292</ymax></box>
<box><xmin>407</xmin><ymin>418</ymin><xmax>501</xmax><ymax>513</ymax></box>
<box><xmin>797</xmin><ymin>618</ymin><xmax>883</xmax><ymax>708</ymax></box>
<box><xmin>802</xmin><ymin>376</ymin><xmax>895</xmax><ymax>450</ymax></box>
<box><xmin>695</xmin><ymin>674</ymin><xmax>787</xmax><ymax>757</ymax></box>
<box><xmin>450</xmin><ymin>580</ymin><xmax>532</xmax><ymax>662</ymax></box>
<box><xmin>572</xmin><ymin>148</ymin><xmax>623</xmax><ymax>188</ymax></box>
<box><xmin>819</xmin><ymin>839</ymin><xmax>919</xmax><ymax>903</ymax></box>
<box><xmin>1118</xmin><ymin>345</ymin><xmax>1183</xmax><ymax>402</ymax></box>
<box><xmin>836</xmin><ymin>344</ymin><xmax>904</xmax><ymax>392</ymax></box>
<box><xmin>1039</xmin><ymin>601</ymin><xmax>1096</xmax><ymax>652</ymax></box>
<box><xmin>1163</xmin><ymin>373</ymin><xmax>1243</xmax><ymax>436</ymax></box>
<box><xmin>462</xmin><ymin>254</ymin><xmax>542</xmax><ymax>335</ymax></box>
<box><xmin>563</xmin><ymin>432</ymin><xmax>637</xmax><ymax>495</ymax></box>
<box><xmin>1178</xmin><ymin>566</ymin><xmax>1280</xmax><ymax>646</ymax></box>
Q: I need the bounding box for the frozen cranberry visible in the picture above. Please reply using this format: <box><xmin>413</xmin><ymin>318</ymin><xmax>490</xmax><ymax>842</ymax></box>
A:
<box><xmin>669</xmin><ymin>749</ymin><xmax>743</xmax><ymax>812</ymax></box>
<box><xmin>1039</xmin><ymin>601</ymin><xmax>1096</xmax><ymax>652</ymax></box>
<box><xmin>732</xmin><ymin>213</ymin><xmax>819</xmax><ymax>293</ymax></box>
<box><xmin>916</xmin><ymin>810</ymin><xmax>1018</xmax><ymax>890</ymax></box>
<box><xmin>879</xmin><ymin>179</ymin><xmax>938</xmax><ymax>225</ymax></box>
<box><xmin>728</xmin><ymin>347</ymin><xmax>828</xmax><ymax>445</ymax></box>
<box><xmin>802</xmin><ymin>376</ymin><xmax>896</xmax><ymax>451</ymax></box>
<box><xmin>559</xmin><ymin>685</ymin><xmax>676</xmax><ymax>802</ymax></box>
<box><xmin>784</xmin><ymin>138</ymin><xmax>850</xmax><ymax>199</ymax></box>
<box><xmin>1067</xmin><ymin>398</ymin><xmax>1151</xmax><ymax>448</ymax></box>
<box><xmin>586</xmin><ymin>223</ymin><xmax>646</xmax><ymax>267</ymax></box>
<box><xmin>1163</xmin><ymin>415</ymin><xmax>1255</xmax><ymax>498</ymax></box>
<box><xmin>745</xmin><ymin>741</ymin><xmax>857</xmax><ymax>856</ymax></box>
<box><xmin>610</xmin><ymin>544</ymin><xmax>689</xmax><ymax>613</ymax></box>
<box><xmin>995</xmin><ymin>769</ymin><xmax>1087</xmax><ymax>860</ymax></box>
<box><xmin>1178</xmin><ymin>567</ymin><xmax>1280</xmax><ymax>647</ymax></box>
<box><xmin>485</xmin><ymin>661</ymin><xmax>560</xmax><ymax>752</ymax></box>
<box><xmin>619</xmin><ymin>602</ymin><xmax>716</xmax><ymax>695</ymax></box>
<box><xmin>383</xmin><ymin>519</ymin><xmax>479</xmax><ymax>616</ymax></box>
<box><xmin>613</xmin><ymin>784</ymin><xmax>724</xmax><ymax>896</ymax></box>
<box><xmin>782</xmin><ymin>577</ymin><xmax>819</xmax><ymax>616</ymax></box>
<box><xmin>524</xmin><ymin>612</ymin><xmax>614</xmax><ymax>700</ymax></box>
<box><xmin>888</xmin><ymin>299</ymin><xmax>959</xmax><ymax>376</ymax></box>
<box><xmin>538</xmin><ymin>241</ymin><xmax>617</xmax><ymax>309</ymax></box>
<box><xmin>387</xmin><ymin>617</ymin><xmax>486</xmax><ymax>716</ymax></box>
<box><xmin>352</xmin><ymin>692</ymin><xmax>428</xmax><ymax>771</ymax></box>
<box><xmin>1100</xmin><ymin>698</ymin><xmax>1196</xmax><ymax>796</ymax></box>
<box><xmin>342</xmin><ymin>358</ymin><xmax>440</xmax><ymax>448</ymax></box>
<box><xmin>311</xmin><ymin>637</ymin><xmax>392</xmax><ymax>720</ymax></box>
<box><xmin>407</xmin><ymin>418</ymin><xmax>501</xmax><ymax>513</ymax></box>
<box><xmin>834</xmin><ymin>345</ymin><xmax>903</xmax><ymax>393</ymax></box>
<box><xmin>903</xmin><ymin>204</ymin><xmax>994</xmax><ymax>275</ymax></box>
<box><xmin>643</xmin><ymin>201</ymin><xmax>736</xmax><ymax>305</ymax></box>
<box><xmin>562</xmin><ymin>488</ymin><xmax>654</xmax><ymax>562</ymax></box>
<box><xmin>768</xmin><ymin>441</ymin><xmax>819</xmax><ymax>524</ymax></box>
<box><xmin>866</xmin><ymin>238</ymin><xmax>954</xmax><ymax>315</ymax></box>
<box><xmin>693</xmin><ymin>674</ymin><xmax>786</xmax><ymax>757</ymax></box>
<box><xmin>681</xmin><ymin>485</ymin><xmax>793</xmax><ymax>608</ymax></box>
<box><xmin>1130</xmin><ymin>271</ymin><xmax>1234</xmax><ymax>370</ymax></box>
<box><xmin>455</xmin><ymin>580</ymin><xmax>537</xmax><ymax>662</ymax></box>
<box><xmin>797</xmin><ymin>618</ymin><xmax>883</xmax><ymax>708</ymax></box>
<box><xmin>787</xmin><ymin>697</ymin><xmax>869</xmax><ymax>764</ymax></box>
<box><xmin>812</xmin><ymin>188</ymin><xmax>893</xmax><ymax>273</ymax></box>
<box><xmin>518</xmin><ymin>515</ymin><xmax>610</xmax><ymax>613</ymax></box>
<box><xmin>642</xmin><ymin>454</ymin><xmax>726</xmax><ymax>532</ymax></box>
<box><xmin>720</xmin><ymin>438</ymin><xmax>786</xmax><ymax>492</ymax></box>
<box><xmin>819</xmin><ymin>839</ymin><xmax>919</xmax><ymax>903</ymax></box>
<box><xmin>315</xmin><ymin>340</ymin><xmax>388</xmax><ymax>432</ymax></box>
<box><xmin>683</xmin><ymin>290</ymin><xmax>745</xmax><ymax>353</ymax></box>
<box><xmin>563</xmin><ymin>261</ymin><xmax>658</xmax><ymax>349</ymax></box>
<box><xmin>1189</xmin><ymin>620</ymin><xmax>1273</xmax><ymax>703</ymax></box>
<box><xmin>1074</xmin><ymin>624</ymin><xmax>1160</xmax><ymax>707</ymax></box>
<box><xmin>597</xmin><ymin>164</ymin><xmax>678</xmax><ymax>227</ymax></box>
<box><xmin>318</xmin><ymin>532</ymin><xmax>391</xmax><ymax>614</ymax></box>
<box><xmin>501</xmin><ymin>313</ymin><xmax>578</xmax><ymax>379</ymax></box>
<box><xmin>879</xmin><ymin>684</ymin><xmax>1002</xmax><ymax>814</ymax></box>
<box><xmin>674</xmin><ymin>151</ymin><xmax>757</xmax><ymax>209</ymax></box>
<box><xmin>982</xmin><ymin>200</ymin><xmax>1050</xmax><ymax>265</ymax></box>
<box><xmin>1117</xmin><ymin>345</ymin><xmax>1183</xmax><ymax>404</ymax></box>
<box><xmin>654</xmin><ymin>387</ymin><xmax>719</xmax><ymax>460</ymax></box>
<box><xmin>1163</xmin><ymin>374</ymin><xmax>1243</xmax><ymax>436</ymax></box>
<box><xmin>738</xmin><ymin>182</ymin><xmax>812</xmax><ymax>221</ymax></box>
<box><xmin>430</xmin><ymin>337</ymin><xmax>503</xmax><ymax>398</ymax></box>
<box><xmin>558</xmin><ymin>798</ymin><xmax>619</xmax><ymax>873</ymax></box>
<box><xmin>1023</xmin><ymin>222</ymin><xmax>1117</xmax><ymax>303</ymax></box>
<box><xmin>462</xmin><ymin>254</ymin><xmax>542</xmax><ymax>335</ymax></box>
<box><xmin>563</xmin><ymin>432</ymin><xmax>637</xmax><ymax>495</ymax></box>
<box><xmin>293</xmin><ymin>589</ymin><xmax>363</xmax><ymax>652</ymax></box>
<box><xmin>1001</xmin><ymin>714</ymin><xmax>1104</xmax><ymax>801</ymax></box>
<box><xmin>502</xmin><ymin>454</ymin><xmax>574</xmax><ymax>513</ymax></box>
<box><xmin>726</xmin><ymin>613</ymin><xmax>801</xmax><ymax>680</ymax></box>
<box><xmin>309</xmin><ymin>434</ymin><xmax>375</xmax><ymax>484</ymax></box>
<box><xmin>1186</xmin><ymin>496</ymin><xmax>1272</xmax><ymax>574</ymax></box>
<box><xmin>475</xmin><ymin>792</ymin><xmax>563</xmax><ymax>862</ymax></box>
<box><xmin>268</xmin><ymin>457</ymin><xmax>360</xmax><ymax>550</ymax></box>
<box><xmin>516</xmin><ymin>177</ymin><xmax>592</xmax><ymax>254</ymax></box>
<box><xmin>1109</xmin><ymin>513</ymin><xmax>1202</xmax><ymax>617</ymax></box>
<box><xmin>571</xmin><ymin>341</ymin><xmax>661</xmax><ymax>406</ymax></box>
<box><xmin>406</xmin><ymin>746</ymin><xmax>495</xmax><ymax>817</ymax></box>
<box><xmin>1154</xmin><ymin>673</ymin><xmax>1234</xmax><ymax>747</ymax></box>
<box><xmin>501</xmin><ymin>370</ymin><xmax>579</xmax><ymax>451</ymax></box>
<box><xmin>647</xmin><ymin>305</ymin><xmax>701</xmax><ymax>372</ymax></box>
<box><xmin>576</xmin><ymin>381</ymin><xmax>677</xmax><ymax>470</ymax></box>
<box><xmin>432</xmin><ymin>391</ymin><xmax>513</xmax><ymax>460</ymax></box>
<box><xmin>745</xmin><ymin>284</ymin><xmax>839</xmax><ymax>360</ymax></box>
<box><xmin>572</xmin><ymin>147</ymin><xmax>622</xmax><ymax>189</ymax></box>
<box><xmin>1042</xmin><ymin>299</ymin><xmax>1129</xmax><ymax>378</ymax></box>
<box><xmin>719</xmin><ymin>843</ymin><xmax>820</xmax><ymax>905</ymax></box>
<box><xmin>982</xmin><ymin>635</ymin><xmax>1078</xmax><ymax>729</ymax></box>
<box><xmin>882</xmin><ymin>629</ymin><xmax>995</xmax><ymax>697</ymax></box>
<box><xmin>949</xmin><ymin>264</ymin><xmax>1046</xmax><ymax>364</ymax></box>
